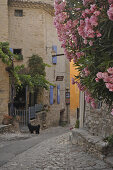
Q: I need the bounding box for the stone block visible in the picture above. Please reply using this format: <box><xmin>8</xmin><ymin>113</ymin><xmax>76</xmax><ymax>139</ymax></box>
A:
<box><xmin>70</xmin><ymin>128</ymin><xmax>111</xmax><ymax>159</ymax></box>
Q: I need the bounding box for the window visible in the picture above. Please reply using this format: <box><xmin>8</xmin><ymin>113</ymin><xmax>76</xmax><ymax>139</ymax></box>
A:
<box><xmin>57</xmin><ymin>85</ymin><xmax>60</xmax><ymax>104</ymax></box>
<box><xmin>13</xmin><ymin>49</ymin><xmax>22</xmax><ymax>55</ymax></box>
<box><xmin>50</xmin><ymin>86</ymin><xmax>53</xmax><ymax>105</ymax></box>
<box><xmin>52</xmin><ymin>45</ymin><xmax>57</xmax><ymax>64</ymax></box>
<box><xmin>15</xmin><ymin>10</ymin><xmax>23</xmax><ymax>17</ymax></box>
<box><xmin>13</xmin><ymin>49</ymin><xmax>23</xmax><ymax>60</ymax></box>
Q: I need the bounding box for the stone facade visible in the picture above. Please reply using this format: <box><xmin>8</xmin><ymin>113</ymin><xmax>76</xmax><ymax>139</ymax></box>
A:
<box><xmin>79</xmin><ymin>91</ymin><xmax>113</xmax><ymax>138</ymax></box>
<box><xmin>71</xmin><ymin>97</ymin><xmax>113</xmax><ymax>160</ymax></box>
<box><xmin>0</xmin><ymin>0</ymin><xmax>8</xmax><ymax>42</ymax></box>
<box><xmin>84</xmin><ymin>103</ymin><xmax>113</xmax><ymax>138</ymax></box>
<box><xmin>0</xmin><ymin>61</ymin><xmax>9</xmax><ymax>123</ymax></box>
<box><xmin>0</xmin><ymin>0</ymin><xmax>9</xmax><ymax>123</ymax></box>
<box><xmin>0</xmin><ymin>0</ymin><xmax>70</xmax><ymax>126</ymax></box>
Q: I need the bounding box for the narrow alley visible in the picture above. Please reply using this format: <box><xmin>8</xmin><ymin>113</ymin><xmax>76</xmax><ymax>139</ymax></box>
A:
<box><xmin>0</xmin><ymin>126</ymin><xmax>112</xmax><ymax>170</ymax></box>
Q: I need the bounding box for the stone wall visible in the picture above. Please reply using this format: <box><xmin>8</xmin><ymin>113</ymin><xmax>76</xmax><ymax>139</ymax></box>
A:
<box><xmin>0</xmin><ymin>0</ymin><xmax>9</xmax><ymax>124</ymax></box>
<box><xmin>0</xmin><ymin>61</ymin><xmax>9</xmax><ymax>124</ymax></box>
<box><xmin>84</xmin><ymin>103</ymin><xmax>113</xmax><ymax>138</ymax></box>
<box><xmin>0</xmin><ymin>0</ymin><xmax>70</xmax><ymax>126</ymax></box>
<box><xmin>8</xmin><ymin>6</ymin><xmax>45</xmax><ymax>65</ymax></box>
<box><xmin>0</xmin><ymin>0</ymin><xmax>8</xmax><ymax>42</ymax></box>
<box><xmin>30</xmin><ymin>107</ymin><xmax>65</xmax><ymax>130</ymax></box>
<box><xmin>30</xmin><ymin>111</ymin><xmax>47</xmax><ymax>130</ymax></box>
<box><xmin>30</xmin><ymin>108</ymin><xmax>60</xmax><ymax>130</ymax></box>
<box><xmin>7</xmin><ymin>0</ymin><xmax>70</xmax><ymax>127</ymax></box>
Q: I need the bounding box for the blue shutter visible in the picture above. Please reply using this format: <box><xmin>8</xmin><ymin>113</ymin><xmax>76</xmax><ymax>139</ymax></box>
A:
<box><xmin>50</xmin><ymin>85</ymin><xmax>53</xmax><ymax>105</ymax></box>
<box><xmin>52</xmin><ymin>45</ymin><xmax>57</xmax><ymax>64</ymax></box>
<box><xmin>57</xmin><ymin>85</ymin><xmax>60</xmax><ymax>104</ymax></box>
<box><xmin>9</xmin><ymin>48</ymin><xmax>13</xmax><ymax>53</ymax></box>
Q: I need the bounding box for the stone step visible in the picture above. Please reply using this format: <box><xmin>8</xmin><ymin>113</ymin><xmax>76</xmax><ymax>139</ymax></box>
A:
<box><xmin>0</xmin><ymin>124</ymin><xmax>13</xmax><ymax>134</ymax></box>
<box><xmin>70</xmin><ymin>128</ymin><xmax>112</xmax><ymax>160</ymax></box>
<box><xmin>0</xmin><ymin>124</ymin><xmax>29</xmax><ymax>134</ymax></box>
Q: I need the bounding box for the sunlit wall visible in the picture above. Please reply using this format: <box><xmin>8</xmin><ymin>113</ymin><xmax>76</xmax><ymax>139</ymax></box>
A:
<box><xmin>70</xmin><ymin>60</ymin><xmax>79</xmax><ymax>115</ymax></box>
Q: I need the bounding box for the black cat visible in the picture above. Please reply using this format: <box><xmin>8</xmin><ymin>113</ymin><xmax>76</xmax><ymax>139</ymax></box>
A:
<box><xmin>28</xmin><ymin>123</ymin><xmax>40</xmax><ymax>134</ymax></box>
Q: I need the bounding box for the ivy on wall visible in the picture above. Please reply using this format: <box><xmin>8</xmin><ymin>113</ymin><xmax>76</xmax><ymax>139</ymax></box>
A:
<box><xmin>0</xmin><ymin>42</ymin><xmax>51</xmax><ymax>92</ymax></box>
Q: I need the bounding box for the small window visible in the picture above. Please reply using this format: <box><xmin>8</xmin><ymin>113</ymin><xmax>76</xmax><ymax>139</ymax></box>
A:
<box><xmin>13</xmin><ymin>49</ymin><xmax>23</xmax><ymax>60</ymax></box>
<box><xmin>57</xmin><ymin>85</ymin><xmax>60</xmax><ymax>104</ymax></box>
<box><xmin>15</xmin><ymin>10</ymin><xmax>23</xmax><ymax>17</ymax></box>
<box><xmin>50</xmin><ymin>86</ymin><xmax>53</xmax><ymax>105</ymax></box>
<box><xmin>13</xmin><ymin>49</ymin><xmax>22</xmax><ymax>55</ymax></box>
<box><xmin>52</xmin><ymin>45</ymin><xmax>57</xmax><ymax>64</ymax></box>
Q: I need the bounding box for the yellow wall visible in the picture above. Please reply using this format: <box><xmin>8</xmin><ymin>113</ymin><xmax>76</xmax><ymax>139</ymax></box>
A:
<box><xmin>70</xmin><ymin>60</ymin><xmax>79</xmax><ymax>115</ymax></box>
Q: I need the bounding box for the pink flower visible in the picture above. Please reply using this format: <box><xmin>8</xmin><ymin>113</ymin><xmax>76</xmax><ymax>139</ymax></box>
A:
<box><xmin>105</xmin><ymin>83</ymin><xmax>113</xmax><ymax>91</ymax></box>
<box><xmin>90</xmin><ymin>15</ymin><xmax>98</xmax><ymax>27</ymax></box>
<box><xmin>96</xmin><ymin>72</ymin><xmax>103</xmax><ymax>79</ymax></box>
<box><xmin>96</xmin><ymin>69</ymin><xmax>113</xmax><ymax>92</ymax></box>
<box><xmin>96</xmin><ymin>31</ymin><xmax>102</xmax><ymax>37</ymax></box>
<box><xmin>89</xmin><ymin>40</ymin><xmax>93</xmax><ymax>46</ymax></box>
<box><xmin>85</xmin><ymin>9</ymin><xmax>91</xmax><ymax>14</ymax></box>
<box><xmin>90</xmin><ymin>4</ymin><xmax>97</xmax><ymax>12</ymax></box>
<box><xmin>108</xmin><ymin>0</ymin><xmax>113</xmax><ymax>4</ymax></box>
<box><xmin>111</xmin><ymin>108</ymin><xmax>113</xmax><ymax>115</ymax></box>
<box><xmin>85</xmin><ymin>94</ymin><xmax>92</xmax><ymax>103</ymax></box>
<box><xmin>91</xmin><ymin>101</ymin><xmax>96</xmax><ymax>108</ymax></box>
<box><xmin>82</xmin><ymin>11</ymin><xmax>86</xmax><ymax>18</ymax></box>
<box><xmin>84</xmin><ymin>39</ymin><xmax>88</xmax><ymax>44</ymax></box>
<box><xmin>107</xmin><ymin>67</ymin><xmax>113</xmax><ymax>74</ymax></box>
<box><xmin>107</xmin><ymin>4</ymin><xmax>113</xmax><ymax>21</ymax></box>
<box><xmin>76</xmin><ymin>52</ymin><xmax>84</xmax><ymax>58</ymax></box>
<box><xmin>94</xmin><ymin>11</ymin><xmax>101</xmax><ymax>16</ymax></box>
<box><xmin>83</xmin><ymin>0</ymin><xmax>95</xmax><ymax>6</ymax></box>
<box><xmin>83</xmin><ymin>67</ymin><xmax>90</xmax><ymax>76</ymax></box>
<box><xmin>103</xmin><ymin>77</ymin><xmax>111</xmax><ymax>82</ymax></box>
<box><xmin>95</xmin><ymin>78</ymin><xmax>99</xmax><ymax>82</ymax></box>
<box><xmin>102</xmin><ymin>72</ymin><xmax>109</xmax><ymax>79</ymax></box>
<box><xmin>73</xmin><ymin>20</ymin><xmax>78</xmax><ymax>27</ymax></box>
<box><xmin>71</xmin><ymin>77</ymin><xmax>75</xmax><ymax>84</ymax></box>
<box><xmin>109</xmin><ymin>88</ymin><xmax>113</xmax><ymax>92</ymax></box>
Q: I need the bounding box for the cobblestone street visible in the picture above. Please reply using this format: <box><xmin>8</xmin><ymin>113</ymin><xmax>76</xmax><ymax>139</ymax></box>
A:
<box><xmin>0</xmin><ymin>127</ymin><xmax>112</xmax><ymax>170</ymax></box>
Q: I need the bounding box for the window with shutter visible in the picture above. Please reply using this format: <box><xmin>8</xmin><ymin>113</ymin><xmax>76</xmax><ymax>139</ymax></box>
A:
<box><xmin>52</xmin><ymin>45</ymin><xmax>57</xmax><ymax>64</ymax></box>
<box><xmin>50</xmin><ymin>86</ymin><xmax>53</xmax><ymax>105</ymax></box>
<box><xmin>57</xmin><ymin>85</ymin><xmax>60</xmax><ymax>104</ymax></box>
<box><xmin>9</xmin><ymin>48</ymin><xmax>13</xmax><ymax>53</ymax></box>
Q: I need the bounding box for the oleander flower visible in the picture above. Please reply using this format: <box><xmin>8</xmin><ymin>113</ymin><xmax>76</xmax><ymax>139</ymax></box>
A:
<box><xmin>54</xmin><ymin>0</ymin><xmax>113</xmax><ymax>112</ymax></box>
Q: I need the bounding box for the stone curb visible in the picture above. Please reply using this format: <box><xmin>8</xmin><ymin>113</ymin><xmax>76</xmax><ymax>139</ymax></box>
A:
<box><xmin>70</xmin><ymin>128</ymin><xmax>110</xmax><ymax>159</ymax></box>
<box><xmin>0</xmin><ymin>124</ymin><xmax>14</xmax><ymax>134</ymax></box>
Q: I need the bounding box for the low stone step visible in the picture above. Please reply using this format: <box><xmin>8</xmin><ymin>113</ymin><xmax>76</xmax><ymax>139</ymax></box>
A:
<box><xmin>70</xmin><ymin>128</ymin><xmax>112</xmax><ymax>160</ymax></box>
<box><xmin>0</xmin><ymin>124</ymin><xmax>13</xmax><ymax>134</ymax></box>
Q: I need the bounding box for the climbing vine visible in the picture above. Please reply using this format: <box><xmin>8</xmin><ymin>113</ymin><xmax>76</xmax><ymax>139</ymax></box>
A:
<box><xmin>0</xmin><ymin>42</ymin><xmax>51</xmax><ymax>92</ymax></box>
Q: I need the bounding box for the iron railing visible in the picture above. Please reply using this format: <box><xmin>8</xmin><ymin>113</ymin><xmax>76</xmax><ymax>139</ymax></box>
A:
<box><xmin>14</xmin><ymin>104</ymin><xmax>43</xmax><ymax>126</ymax></box>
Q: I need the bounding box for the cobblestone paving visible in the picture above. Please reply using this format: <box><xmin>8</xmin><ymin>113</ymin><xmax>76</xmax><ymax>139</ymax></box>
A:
<box><xmin>0</xmin><ymin>132</ymin><xmax>112</xmax><ymax>170</ymax></box>
<box><xmin>0</xmin><ymin>133</ymin><xmax>32</xmax><ymax>149</ymax></box>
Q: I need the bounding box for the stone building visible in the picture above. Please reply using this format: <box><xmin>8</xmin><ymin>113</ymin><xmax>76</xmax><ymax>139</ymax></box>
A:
<box><xmin>79</xmin><ymin>92</ymin><xmax>113</xmax><ymax>138</ymax></box>
<box><xmin>0</xmin><ymin>0</ymin><xmax>70</xmax><ymax>127</ymax></box>
<box><xmin>79</xmin><ymin>95</ymin><xmax>113</xmax><ymax>138</ymax></box>
<box><xmin>71</xmin><ymin>91</ymin><xmax>113</xmax><ymax>160</ymax></box>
